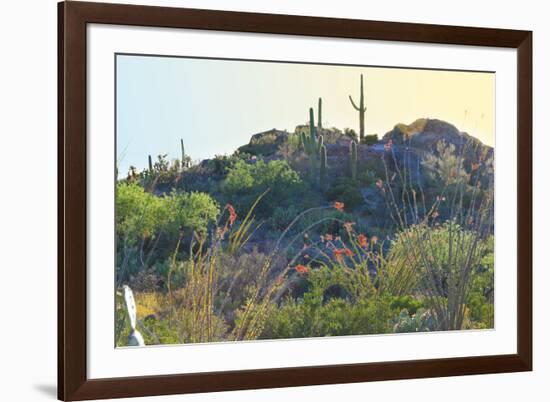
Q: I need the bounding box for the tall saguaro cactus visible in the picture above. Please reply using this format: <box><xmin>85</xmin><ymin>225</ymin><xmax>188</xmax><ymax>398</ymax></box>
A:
<box><xmin>349</xmin><ymin>74</ymin><xmax>367</xmax><ymax>141</ymax></box>
<box><xmin>320</xmin><ymin>144</ymin><xmax>327</xmax><ymax>189</ymax></box>
<box><xmin>180</xmin><ymin>138</ymin><xmax>188</xmax><ymax>169</ymax></box>
<box><xmin>318</xmin><ymin>97</ymin><xmax>323</xmax><ymax>129</ymax></box>
<box><xmin>148</xmin><ymin>154</ymin><xmax>153</xmax><ymax>172</ymax></box>
<box><xmin>349</xmin><ymin>140</ymin><xmax>357</xmax><ymax>180</ymax></box>
<box><xmin>300</xmin><ymin>107</ymin><xmax>323</xmax><ymax>180</ymax></box>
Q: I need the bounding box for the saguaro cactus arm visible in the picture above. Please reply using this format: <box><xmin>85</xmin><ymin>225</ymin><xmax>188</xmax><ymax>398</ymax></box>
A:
<box><xmin>348</xmin><ymin>95</ymin><xmax>361</xmax><ymax>111</ymax></box>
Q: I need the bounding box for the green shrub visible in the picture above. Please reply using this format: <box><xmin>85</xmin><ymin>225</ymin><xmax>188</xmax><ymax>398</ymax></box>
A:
<box><xmin>325</xmin><ymin>177</ymin><xmax>364</xmax><ymax>210</ymax></box>
<box><xmin>261</xmin><ymin>266</ymin><xmax>393</xmax><ymax>339</ymax></box>
<box><xmin>389</xmin><ymin>295</ymin><xmax>424</xmax><ymax>315</ymax></box>
<box><xmin>222</xmin><ymin>159</ymin><xmax>305</xmax><ymax>216</ymax></box>
<box><xmin>361</xmin><ymin>134</ymin><xmax>379</xmax><ymax>145</ymax></box>
<box><xmin>466</xmin><ymin>238</ymin><xmax>494</xmax><ymax>328</ymax></box>
<box><xmin>116</xmin><ymin>182</ymin><xmax>219</xmax><ymax>240</ymax></box>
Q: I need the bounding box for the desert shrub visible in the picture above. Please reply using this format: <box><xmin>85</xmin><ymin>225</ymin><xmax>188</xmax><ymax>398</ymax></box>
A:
<box><xmin>270</xmin><ymin>205</ymin><xmax>300</xmax><ymax>231</ymax></box>
<box><xmin>466</xmin><ymin>239</ymin><xmax>494</xmax><ymax>328</ymax></box>
<box><xmin>358</xmin><ymin>169</ymin><xmax>377</xmax><ymax>187</ymax></box>
<box><xmin>389</xmin><ymin>295</ymin><xmax>424</xmax><ymax>315</ymax></box>
<box><xmin>222</xmin><ymin>159</ymin><xmax>305</xmax><ymax>216</ymax></box>
<box><xmin>343</xmin><ymin>128</ymin><xmax>358</xmax><ymax>142</ymax></box>
<box><xmin>325</xmin><ymin>178</ymin><xmax>364</xmax><ymax>210</ymax></box>
<box><xmin>361</xmin><ymin>134</ymin><xmax>379</xmax><ymax>145</ymax></box>
<box><xmin>384</xmin><ymin>222</ymin><xmax>493</xmax><ymax>329</ymax></box>
<box><xmin>261</xmin><ymin>269</ymin><xmax>393</xmax><ymax>339</ymax></box>
<box><xmin>116</xmin><ymin>182</ymin><xmax>170</xmax><ymax>244</ymax></box>
<box><xmin>117</xmin><ymin>183</ymin><xmax>219</xmax><ymax>241</ymax></box>
<box><xmin>116</xmin><ymin>182</ymin><xmax>220</xmax><ymax>283</ymax></box>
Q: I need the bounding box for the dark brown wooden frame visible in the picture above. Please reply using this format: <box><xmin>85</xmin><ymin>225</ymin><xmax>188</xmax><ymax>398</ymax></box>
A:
<box><xmin>58</xmin><ymin>1</ymin><xmax>532</xmax><ymax>400</ymax></box>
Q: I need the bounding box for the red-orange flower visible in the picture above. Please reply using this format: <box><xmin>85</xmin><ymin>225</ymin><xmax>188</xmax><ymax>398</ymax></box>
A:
<box><xmin>334</xmin><ymin>248</ymin><xmax>353</xmax><ymax>260</ymax></box>
<box><xmin>334</xmin><ymin>201</ymin><xmax>345</xmax><ymax>212</ymax></box>
<box><xmin>295</xmin><ymin>265</ymin><xmax>309</xmax><ymax>274</ymax></box>
<box><xmin>358</xmin><ymin>234</ymin><xmax>368</xmax><ymax>248</ymax></box>
<box><xmin>226</xmin><ymin>203</ymin><xmax>237</xmax><ymax>226</ymax></box>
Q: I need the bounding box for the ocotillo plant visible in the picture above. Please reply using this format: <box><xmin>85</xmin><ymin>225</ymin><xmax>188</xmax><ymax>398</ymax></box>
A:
<box><xmin>318</xmin><ymin>97</ymin><xmax>323</xmax><ymax>129</ymax></box>
<box><xmin>349</xmin><ymin>74</ymin><xmax>367</xmax><ymax>141</ymax></box>
<box><xmin>320</xmin><ymin>144</ymin><xmax>327</xmax><ymax>189</ymax></box>
<box><xmin>349</xmin><ymin>140</ymin><xmax>357</xmax><ymax>180</ymax></box>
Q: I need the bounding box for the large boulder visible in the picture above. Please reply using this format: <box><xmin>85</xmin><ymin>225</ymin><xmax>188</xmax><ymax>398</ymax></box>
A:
<box><xmin>238</xmin><ymin>128</ymin><xmax>289</xmax><ymax>156</ymax></box>
<box><xmin>382</xmin><ymin>118</ymin><xmax>493</xmax><ymax>162</ymax></box>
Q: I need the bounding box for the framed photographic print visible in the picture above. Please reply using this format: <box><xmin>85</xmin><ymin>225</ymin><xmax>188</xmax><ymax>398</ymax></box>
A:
<box><xmin>58</xmin><ymin>1</ymin><xmax>532</xmax><ymax>400</ymax></box>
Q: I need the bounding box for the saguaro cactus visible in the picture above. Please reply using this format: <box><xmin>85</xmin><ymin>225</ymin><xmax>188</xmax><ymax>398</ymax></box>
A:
<box><xmin>349</xmin><ymin>74</ymin><xmax>367</xmax><ymax>141</ymax></box>
<box><xmin>148</xmin><ymin>154</ymin><xmax>153</xmax><ymax>172</ymax></box>
<box><xmin>320</xmin><ymin>144</ymin><xmax>327</xmax><ymax>189</ymax></box>
<box><xmin>300</xmin><ymin>107</ymin><xmax>323</xmax><ymax>180</ymax></box>
<box><xmin>318</xmin><ymin>97</ymin><xmax>323</xmax><ymax>129</ymax></box>
<box><xmin>349</xmin><ymin>140</ymin><xmax>357</xmax><ymax>180</ymax></box>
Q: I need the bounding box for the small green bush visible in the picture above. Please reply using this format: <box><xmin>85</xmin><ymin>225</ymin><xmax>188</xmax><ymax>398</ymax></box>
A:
<box><xmin>361</xmin><ymin>134</ymin><xmax>379</xmax><ymax>145</ymax></box>
<box><xmin>222</xmin><ymin>159</ymin><xmax>305</xmax><ymax>216</ymax></box>
<box><xmin>325</xmin><ymin>178</ymin><xmax>364</xmax><ymax>210</ymax></box>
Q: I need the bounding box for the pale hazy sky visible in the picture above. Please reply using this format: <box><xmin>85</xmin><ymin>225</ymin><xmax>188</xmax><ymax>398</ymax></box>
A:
<box><xmin>116</xmin><ymin>54</ymin><xmax>494</xmax><ymax>175</ymax></box>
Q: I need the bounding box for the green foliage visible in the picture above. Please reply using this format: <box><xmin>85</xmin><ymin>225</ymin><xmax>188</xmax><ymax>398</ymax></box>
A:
<box><xmin>116</xmin><ymin>182</ymin><xmax>220</xmax><ymax>280</ymax></box>
<box><xmin>325</xmin><ymin>177</ymin><xmax>363</xmax><ymax>210</ymax></box>
<box><xmin>262</xmin><ymin>269</ymin><xmax>393</xmax><ymax>339</ymax></box>
<box><xmin>362</xmin><ymin>134</ymin><xmax>379</xmax><ymax>145</ymax></box>
<box><xmin>466</xmin><ymin>238</ymin><xmax>494</xmax><ymax>328</ymax></box>
<box><xmin>386</xmin><ymin>222</ymin><xmax>493</xmax><ymax>329</ymax></box>
<box><xmin>116</xmin><ymin>182</ymin><xmax>171</xmax><ymax>244</ymax></box>
<box><xmin>222</xmin><ymin>159</ymin><xmax>304</xmax><ymax>216</ymax></box>
<box><xmin>389</xmin><ymin>295</ymin><xmax>424</xmax><ymax>315</ymax></box>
